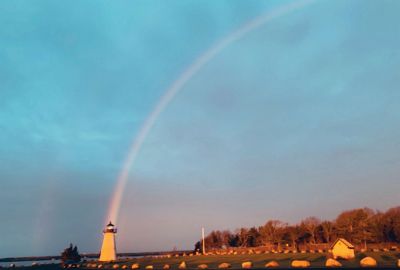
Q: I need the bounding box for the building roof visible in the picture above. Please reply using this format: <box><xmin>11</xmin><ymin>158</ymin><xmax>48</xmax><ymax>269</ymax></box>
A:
<box><xmin>331</xmin><ymin>238</ymin><xmax>355</xmax><ymax>249</ymax></box>
<box><xmin>107</xmin><ymin>221</ymin><xmax>114</xmax><ymax>227</ymax></box>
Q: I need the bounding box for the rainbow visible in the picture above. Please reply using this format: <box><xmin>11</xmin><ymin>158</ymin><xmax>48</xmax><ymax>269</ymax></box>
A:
<box><xmin>106</xmin><ymin>0</ymin><xmax>316</xmax><ymax>224</ymax></box>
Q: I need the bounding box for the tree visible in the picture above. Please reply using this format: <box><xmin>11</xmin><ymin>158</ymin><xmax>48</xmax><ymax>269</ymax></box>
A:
<box><xmin>301</xmin><ymin>217</ymin><xmax>320</xmax><ymax>244</ymax></box>
<box><xmin>382</xmin><ymin>207</ymin><xmax>400</xmax><ymax>242</ymax></box>
<box><xmin>335</xmin><ymin>208</ymin><xmax>374</xmax><ymax>245</ymax></box>
<box><xmin>259</xmin><ymin>220</ymin><xmax>286</xmax><ymax>249</ymax></box>
<box><xmin>236</xmin><ymin>228</ymin><xmax>250</xmax><ymax>247</ymax></box>
<box><xmin>61</xmin><ymin>243</ymin><xmax>81</xmax><ymax>265</ymax></box>
<box><xmin>321</xmin><ymin>221</ymin><xmax>335</xmax><ymax>244</ymax></box>
<box><xmin>283</xmin><ymin>225</ymin><xmax>301</xmax><ymax>250</ymax></box>
<box><xmin>192</xmin><ymin>205</ymin><xmax>400</xmax><ymax>249</ymax></box>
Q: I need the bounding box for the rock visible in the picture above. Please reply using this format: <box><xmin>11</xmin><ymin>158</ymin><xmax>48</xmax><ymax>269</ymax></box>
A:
<box><xmin>163</xmin><ymin>264</ymin><xmax>170</xmax><ymax>270</ymax></box>
<box><xmin>218</xmin><ymin>263</ymin><xmax>231</xmax><ymax>269</ymax></box>
<box><xmin>291</xmin><ymin>260</ymin><xmax>310</xmax><ymax>268</ymax></box>
<box><xmin>325</xmin><ymin>258</ymin><xmax>342</xmax><ymax>268</ymax></box>
<box><xmin>179</xmin><ymin>262</ymin><xmax>187</xmax><ymax>269</ymax></box>
<box><xmin>265</xmin><ymin>261</ymin><xmax>279</xmax><ymax>268</ymax></box>
<box><xmin>360</xmin><ymin>257</ymin><xmax>377</xmax><ymax>268</ymax></box>
<box><xmin>131</xmin><ymin>264</ymin><xmax>140</xmax><ymax>269</ymax></box>
<box><xmin>241</xmin><ymin>261</ymin><xmax>252</xmax><ymax>269</ymax></box>
<box><xmin>145</xmin><ymin>266</ymin><xmax>153</xmax><ymax>270</ymax></box>
<box><xmin>198</xmin><ymin>264</ymin><xmax>208</xmax><ymax>269</ymax></box>
<box><xmin>113</xmin><ymin>264</ymin><xmax>120</xmax><ymax>269</ymax></box>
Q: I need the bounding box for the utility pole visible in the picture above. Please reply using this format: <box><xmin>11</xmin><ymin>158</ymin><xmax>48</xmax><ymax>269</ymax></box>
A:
<box><xmin>202</xmin><ymin>227</ymin><xmax>206</xmax><ymax>255</ymax></box>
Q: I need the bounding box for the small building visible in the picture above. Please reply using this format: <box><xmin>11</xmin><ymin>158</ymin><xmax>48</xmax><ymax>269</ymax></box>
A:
<box><xmin>331</xmin><ymin>238</ymin><xmax>355</xmax><ymax>259</ymax></box>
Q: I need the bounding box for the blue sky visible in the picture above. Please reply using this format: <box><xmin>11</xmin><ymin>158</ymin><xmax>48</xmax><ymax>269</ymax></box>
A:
<box><xmin>1</xmin><ymin>0</ymin><xmax>400</xmax><ymax>257</ymax></box>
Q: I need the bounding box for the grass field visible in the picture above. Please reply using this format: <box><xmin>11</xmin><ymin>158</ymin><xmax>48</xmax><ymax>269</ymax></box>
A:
<box><xmin>112</xmin><ymin>251</ymin><xmax>400</xmax><ymax>269</ymax></box>
<box><xmin>11</xmin><ymin>251</ymin><xmax>400</xmax><ymax>269</ymax></box>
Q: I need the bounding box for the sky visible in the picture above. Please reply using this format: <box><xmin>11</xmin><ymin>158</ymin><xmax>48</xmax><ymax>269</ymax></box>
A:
<box><xmin>0</xmin><ymin>0</ymin><xmax>400</xmax><ymax>258</ymax></box>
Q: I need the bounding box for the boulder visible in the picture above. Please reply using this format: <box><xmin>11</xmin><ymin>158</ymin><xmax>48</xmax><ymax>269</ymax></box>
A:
<box><xmin>131</xmin><ymin>264</ymin><xmax>140</xmax><ymax>269</ymax></box>
<box><xmin>198</xmin><ymin>264</ymin><xmax>208</xmax><ymax>269</ymax></box>
<box><xmin>265</xmin><ymin>261</ymin><xmax>279</xmax><ymax>268</ymax></box>
<box><xmin>179</xmin><ymin>262</ymin><xmax>187</xmax><ymax>269</ymax></box>
<box><xmin>218</xmin><ymin>263</ymin><xmax>231</xmax><ymax>269</ymax></box>
<box><xmin>241</xmin><ymin>261</ymin><xmax>252</xmax><ymax>269</ymax></box>
<box><xmin>360</xmin><ymin>257</ymin><xmax>377</xmax><ymax>268</ymax></box>
<box><xmin>325</xmin><ymin>259</ymin><xmax>342</xmax><ymax>268</ymax></box>
<box><xmin>163</xmin><ymin>264</ymin><xmax>170</xmax><ymax>270</ymax></box>
<box><xmin>291</xmin><ymin>260</ymin><xmax>310</xmax><ymax>268</ymax></box>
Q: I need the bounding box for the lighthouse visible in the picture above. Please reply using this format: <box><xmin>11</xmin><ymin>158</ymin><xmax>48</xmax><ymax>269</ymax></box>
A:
<box><xmin>99</xmin><ymin>221</ymin><xmax>117</xmax><ymax>262</ymax></box>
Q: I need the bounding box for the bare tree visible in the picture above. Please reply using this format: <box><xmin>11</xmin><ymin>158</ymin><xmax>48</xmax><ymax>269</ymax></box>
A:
<box><xmin>259</xmin><ymin>220</ymin><xmax>286</xmax><ymax>249</ymax></box>
<box><xmin>321</xmin><ymin>220</ymin><xmax>335</xmax><ymax>244</ymax></box>
<box><xmin>302</xmin><ymin>217</ymin><xmax>320</xmax><ymax>244</ymax></box>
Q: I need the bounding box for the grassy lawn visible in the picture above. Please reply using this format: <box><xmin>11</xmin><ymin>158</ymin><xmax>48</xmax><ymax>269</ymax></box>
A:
<box><xmin>11</xmin><ymin>251</ymin><xmax>400</xmax><ymax>269</ymax></box>
<box><xmin>82</xmin><ymin>251</ymin><xmax>400</xmax><ymax>269</ymax></box>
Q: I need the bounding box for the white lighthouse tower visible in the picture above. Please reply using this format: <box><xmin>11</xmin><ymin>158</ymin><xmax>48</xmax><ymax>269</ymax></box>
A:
<box><xmin>99</xmin><ymin>221</ymin><xmax>117</xmax><ymax>262</ymax></box>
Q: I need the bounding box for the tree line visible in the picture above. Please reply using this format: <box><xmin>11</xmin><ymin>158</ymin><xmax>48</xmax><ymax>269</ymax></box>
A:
<box><xmin>195</xmin><ymin>206</ymin><xmax>400</xmax><ymax>251</ymax></box>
